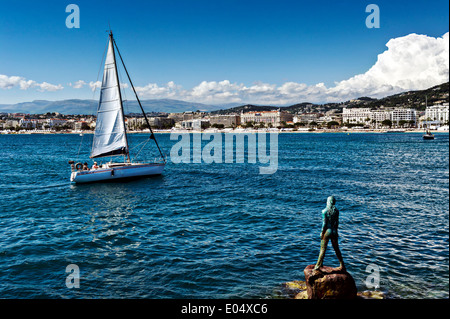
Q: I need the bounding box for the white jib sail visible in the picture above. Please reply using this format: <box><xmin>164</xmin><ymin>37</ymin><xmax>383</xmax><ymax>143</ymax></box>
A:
<box><xmin>90</xmin><ymin>38</ymin><xmax>128</xmax><ymax>159</ymax></box>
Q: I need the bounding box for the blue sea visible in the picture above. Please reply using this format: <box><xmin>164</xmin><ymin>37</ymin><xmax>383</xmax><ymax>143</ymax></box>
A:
<box><xmin>0</xmin><ymin>132</ymin><xmax>448</xmax><ymax>299</ymax></box>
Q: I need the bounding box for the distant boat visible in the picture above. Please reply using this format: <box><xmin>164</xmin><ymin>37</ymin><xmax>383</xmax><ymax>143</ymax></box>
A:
<box><xmin>423</xmin><ymin>130</ymin><xmax>435</xmax><ymax>140</ymax></box>
<box><xmin>69</xmin><ymin>31</ymin><xmax>166</xmax><ymax>183</ymax></box>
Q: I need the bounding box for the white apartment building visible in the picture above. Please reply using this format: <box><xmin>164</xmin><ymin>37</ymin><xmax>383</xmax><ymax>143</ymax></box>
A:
<box><xmin>241</xmin><ymin>110</ymin><xmax>293</xmax><ymax>127</ymax></box>
<box><xmin>5</xmin><ymin>120</ymin><xmax>19</xmax><ymax>128</ymax></box>
<box><xmin>46</xmin><ymin>118</ymin><xmax>68</xmax><ymax>127</ymax></box>
<box><xmin>181</xmin><ymin>119</ymin><xmax>210</xmax><ymax>130</ymax></box>
<box><xmin>294</xmin><ymin>113</ymin><xmax>322</xmax><ymax>124</ymax></box>
<box><xmin>425</xmin><ymin>103</ymin><xmax>449</xmax><ymax>124</ymax></box>
<box><xmin>74</xmin><ymin>121</ymin><xmax>87</xmax><ymax>131</ymax></box>
<box><xmin>19</xmin><ymin>118</ymin><xmax>45</xmax><ymax>129</ymax></box>
<box><xmin>19</xmin><ymin>118</ymin><xmax>68</xmax><ymax>129</ymax></box>
<box><xmin>391</xmin><ymin>108</ymin><xmax>417</xmax><ymax>125</ymax></box>
<box><xmin>371</xmin><ymin>110</ymin><xmax>391</xmax><ymax>123</ymax></box>
<box><xmin>343</xmin><ymin>107</ymin><xmax>418</xmax><ymax>126</ymax></box>
<box><xmin>342</xmin><ymin>108</ymin><xmax>372</xmax><ymax>124</ymax></box>
<box><xmin>127</xmin><ymin>117</ymin><xmax>147</xmax><ymax>130</ymax></box>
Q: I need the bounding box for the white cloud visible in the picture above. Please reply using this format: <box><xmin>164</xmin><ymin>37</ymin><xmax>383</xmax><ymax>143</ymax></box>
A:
<box><xmin>190</xmin><ymin>80</ymin><xmax>243</xmax><ymax>103</ymax></box>
<box><xmin>71</xmin><ymin>80</ymin><xmax>87</xmax><ymax>89</ymax></box>
<box><xmin>3</xmin><ymin>32</ymin><xmax>447</xmax><ymax>105</ymax></box>
<box><xmin>36</xmin><ymin>82</ymin><xmax>64</xmax><ymax>92</ymax></box>
<box><xmin>327</xmin><ymin>32</ymin><xmax>449</xmax><ymax>101</ymax></box>
<box><xmin>0</xmin><ymin>74</ymin><xmax>64</xmax><ymax>92</ymax></box>
<box><xmin>19</xmin><ymin>79</ymin><xmax>37</xmax><ymax>90</ymax></box>
<box><xmin>0</xmin><ymin>75</ymin><xmax>22</xmax><ymax>89</ymax></box>
<box><xmin>132</xmin><ymin>32</ymin><xmax>449</xmax><ymax>105</ymax></box>
<box><xmin>89</xmin><ymin>81</ymin><xmax>102</xmax><ymax>92</ymax></box>
<box><xmin>135</xmin><ymin>81</ymin><xmax>185</xmax><ymax>99</ymax></box>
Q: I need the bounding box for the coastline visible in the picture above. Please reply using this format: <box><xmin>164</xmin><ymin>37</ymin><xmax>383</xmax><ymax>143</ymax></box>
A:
<box><xmin>2</xmin><ymin>128</ymin><xmax>449</xmax><ymax>135</ymax></box>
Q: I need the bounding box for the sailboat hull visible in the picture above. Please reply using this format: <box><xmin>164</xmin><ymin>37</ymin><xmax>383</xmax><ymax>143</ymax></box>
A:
<box><xmin>71</xmin><ymin>163</ymin><xmax>165</xmax><ymax>184</ymax></box>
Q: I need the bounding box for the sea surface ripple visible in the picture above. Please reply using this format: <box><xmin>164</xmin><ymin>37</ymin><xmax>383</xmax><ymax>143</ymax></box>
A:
<box><xmin>0</xmin><ymin>132</ymin><xmax>448</xmax><ymax>298</ymax></box>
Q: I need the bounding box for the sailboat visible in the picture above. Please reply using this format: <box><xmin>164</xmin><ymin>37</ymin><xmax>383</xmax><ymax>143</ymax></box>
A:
<box><xmin>69</xmin><ymin>31</ymin><xmax>166</xmax><ymax>183</ymax></box>
<box><xmin>423</xmin><ymin>129</ymin><xmax>435</xmax><ymax>140</ymax></box>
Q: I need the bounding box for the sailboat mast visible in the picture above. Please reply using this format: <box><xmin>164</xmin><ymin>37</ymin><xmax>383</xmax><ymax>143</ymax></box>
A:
<box><xmin>109</xmin><ymin>31</ymin><xmax>131</xmax><ymax>163</ymax></box>
<box><xmin>112</xmin><ymin>37</ymin><xmax>166</xmax><ymax>163</ymax></box>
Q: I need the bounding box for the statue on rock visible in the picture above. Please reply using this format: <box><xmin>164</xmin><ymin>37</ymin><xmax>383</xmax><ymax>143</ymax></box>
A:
<box><xmin>314</xmin><ymin>195</ymin><xmax>345</xmax><ymax>273</ymax></box>
<box><xmin>303</xmin><ymin>196</ymin><xmax>357</xmax><ymax>299</ymax></box>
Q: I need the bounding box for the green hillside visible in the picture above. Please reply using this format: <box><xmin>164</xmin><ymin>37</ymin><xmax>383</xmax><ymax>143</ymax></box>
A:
<box><xmin>211</xmin><ymin>82</ymin><xmax>449</xmax><ymax>115</ymax></box>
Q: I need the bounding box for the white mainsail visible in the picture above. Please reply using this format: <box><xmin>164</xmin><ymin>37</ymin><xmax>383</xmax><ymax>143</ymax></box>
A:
<box><xmin>70</xmin><ymin>31</ymin><xmax>166</xmax><ymax>184</ymax></box>
<box><xmin>90</xmin><ymin>38</ymin><xmax>128</xmax><ymax>159</ymax></box>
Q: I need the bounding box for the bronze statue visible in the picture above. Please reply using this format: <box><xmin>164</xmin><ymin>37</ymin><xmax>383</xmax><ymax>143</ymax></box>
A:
<box><xmin>314</xmin><ymin>196</ymin><xmax>346</xmax><ymax>272</ymax></box>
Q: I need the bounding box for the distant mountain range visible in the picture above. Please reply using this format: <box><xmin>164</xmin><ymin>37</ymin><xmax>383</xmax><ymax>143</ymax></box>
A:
<box><xmin>0</xmin><ymin>82</ymin><xmax>448</xmax><ymax>115</ymax></box>
<box><xmin>0</xmin><ymin>99</ymin><xmax>223</xmax><ymax>115</ymax></box>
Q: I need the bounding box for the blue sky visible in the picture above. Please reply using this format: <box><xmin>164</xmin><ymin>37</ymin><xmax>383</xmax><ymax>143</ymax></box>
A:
<box><xmin>0</xmin><ymin>0</ymin><xmax>448</xmax><ymax>105</ymax></box>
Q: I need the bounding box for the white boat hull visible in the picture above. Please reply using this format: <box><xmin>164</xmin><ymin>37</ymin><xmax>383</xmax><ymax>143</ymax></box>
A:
<box><xmin>71</xmin><ymin>163</ymin><xmax>165</xmax><ymax>184</ymax></box>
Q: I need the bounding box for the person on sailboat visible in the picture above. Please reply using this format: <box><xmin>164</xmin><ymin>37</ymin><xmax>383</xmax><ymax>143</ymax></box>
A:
<box><xmin>92</xmin><ymin>162</ymin><xmax>99</xmax><ymax>170</ymax></box>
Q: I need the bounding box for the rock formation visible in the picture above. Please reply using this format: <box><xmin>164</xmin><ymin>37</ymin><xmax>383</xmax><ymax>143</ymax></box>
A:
<box><xmin>304</xmin><ymin>264</ymin><xmax>357</xmax><ymax>299</ymax></box>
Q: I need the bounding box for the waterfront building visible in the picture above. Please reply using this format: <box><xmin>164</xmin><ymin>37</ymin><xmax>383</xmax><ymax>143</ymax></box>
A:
<box><xmin>371</xmin><ymin>110</ymin><xmax>391</xmax><ymax>123</ymax></box>
<box><xmin>181</xmin><ymin>119</ymin><xmax>210</xmax><ymax>130</ymax></box>
<box><xmin>127</xmin><ymin>117</ymin><xmax>146</xmax><ymax>130</ymax></box>
<box><xmin>127</xmin><ymin>117</ymin><xmax>174</xmax><ymax>130</ymax></box>
<box><xmin>148</xmin><ymin>117</ymin><xmax>175</xmax><ymax>129</ymax></box>
<box><xmin>19</xmin><ymin>118</ymin><xmax>47</xmax><ymax>129</ymax></box>
<box><xmin>317</xmin><ymin>115</ymin><xmax>334</xmax><ymax>124</ymax></box>
<box><xmin>241</xmin><ymin>110</ymin><xmax>293</xmax><ymax>127</ymax></box>
<box><xmin>209</xmin><ymin>114</ymin><xmax>241</xmax><ymax>127</ymax></box>
<box><xmin>344</xmin><ymin>107</ymin><xmax>418</xmax><ymax>127</ymax></box>
<box><xmin>391</xmin><ymin>108</ymin><xmax>417</xmax><ymax>125</ymax></box>
<box><xmin>296</xmin><ymin>113</ymin><xmax>322</xmax><ymax>124</ymax></box>
<box><xmin>425</xmin><ymin>103</ymin><xmax>449</xmax><ymax>125</ymax></box>
<box><xmin>46</xmin><ymin>118</ymin><xmax>68</xmax><ymax>128</ymax></box>
<box><xmin>74</xmin><ymin>121</ymin><xmax>88</xmax><ymax>131</ymax></box>
<box><xmin>342</xmin><ymin>108</ymin><xmax>372</xmax><ymax>124</ymax></box>
<box><xmin>4</xmin><ymin>120</ymin><xmax>19</xmax><ymax>129</ymax></box>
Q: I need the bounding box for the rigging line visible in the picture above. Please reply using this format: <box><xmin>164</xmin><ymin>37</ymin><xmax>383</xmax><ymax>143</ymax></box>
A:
<box><xmin>133</xmin><ymin>138</ymin><xmax>151</xmax><ymax>161</ymax></box>
<box><xmin>116</xmin><ymin>57</ymin><xmax>131</xmax><ymax>149</ymax></box>
<box><xmin>92</xmin><ymin>38</ymin><xmax>109</xmax><ymax>100</ymax></box>
<box><xmin>76</xmin><ymin>133</ymin><xmax>84</xmax><ymax>162</ymax></box>
<box><xmin>128</xmin><ymin>138</ymin><xmax>147</xmax><ymax>151</ymax></box>
<box><xmin>112</xmin><ymin>37</ymin><xmax>166</xmax><ymax>163</ymax></box>
<box><xmin>117</xmin><ymin>58</ymin><xmax>128</xmax><ymax>109</ymax></box>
